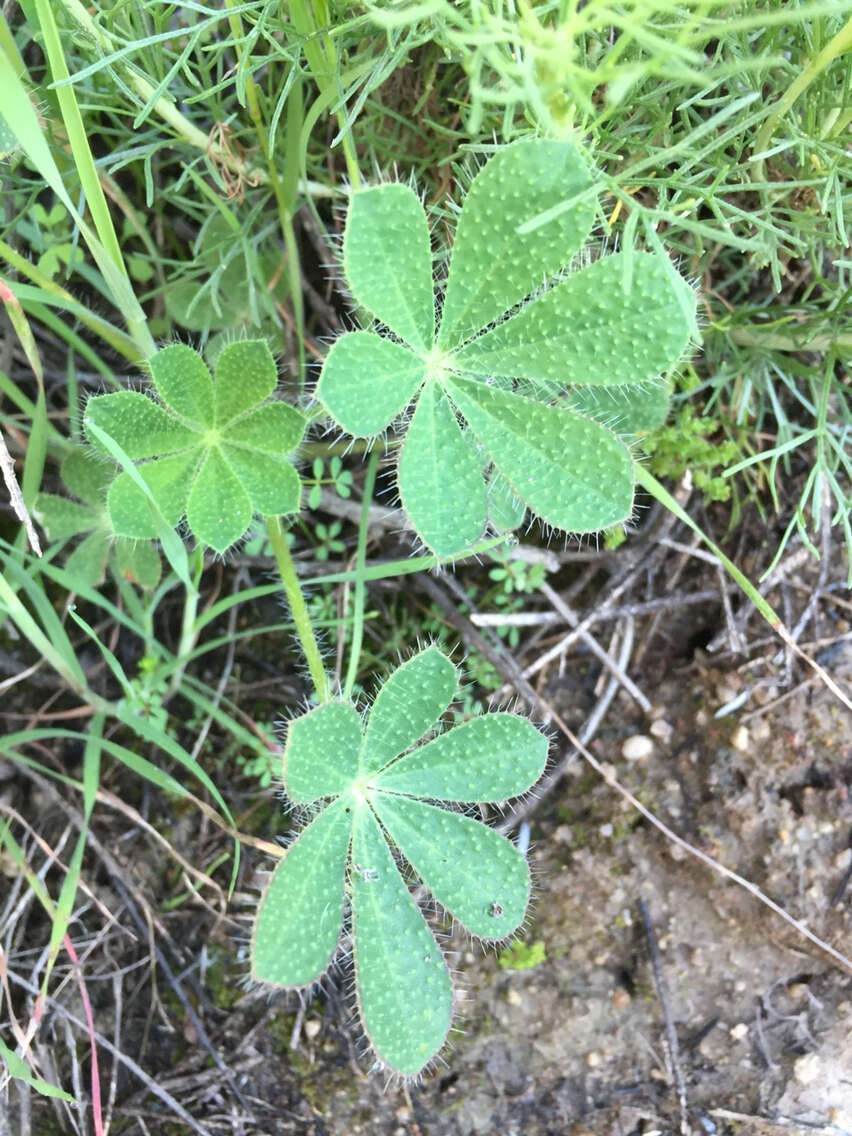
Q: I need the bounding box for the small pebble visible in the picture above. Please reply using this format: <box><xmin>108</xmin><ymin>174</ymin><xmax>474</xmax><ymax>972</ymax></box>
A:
<box><xmin>730</xmin><ymin>725</ymin><xmax>750</xmax><ymax>752</ymax></box>
<box><xmin>729</xmin><ymin>1022</ymin><xmax>749</xmax><ymax>1040</ymax></box>
<box><xmin>793</xmin><ymin>1052</ymin><xmax>820</xmax><ymax>1085</ymax></box>
<box><xmin>585</xmin><ymin>1051</ymin><xmax>602</xmax><ymax>1067</ymax></box>
<box><xmin>649</xmin><ymin>718</ymin><xmax>673</xmax><ymax>741</ymax></box>
<box><xmin>506</xmin><ymin>988</ymin><xmax>523</xmax><ymax>1006</ymax></box>
<box><xmin>622</xmin><ymin>735</ymin><xmax>653</xmax><ymax>761</ymax></box>
<box><xmin>611</xmin><ymin>988</ymin><xmax>631</xmax><ymax>1010</ymax></box>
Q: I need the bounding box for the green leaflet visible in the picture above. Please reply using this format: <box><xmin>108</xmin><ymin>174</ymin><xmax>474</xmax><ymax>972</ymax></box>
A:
<box><xmin>185</xmin><ymin>448</ymin><xmax>252</xmax><ymax>552</ymax></box>
<box><xmin>108</xmin><ymin>449</ymin><xmax>201</xmax><ymax>538</ymax></box>
<box><xmin>437</xmin><ymin>138</ymin><xmax>597</xmax><ymax>348</ymax></box>
<box><xmin>446</xmin><ymin>376</ymin><xmax>634</xmax><ymax>532</ymax></box>
<box><xmin>372</xmin><ymin>712</ymin><xmax>546</xmax><ymax>802</ymax></box>
<box><xmin>213</xmin><ymin>339</ymin><xmax>278</xmax><ymax>425</ymax></box>
<box><xmin>284</xmin><ymin>701</ymin><xmax>362</xmax><ymax>803</ymax></box>
<box><xmin>487</xmin><ymin>469</ymin><xmax>526</xmax><ymax>533</ymax></box>
<box><xmin>85</xmin><ymin>340</ymin><xmax>306</xmax><ymax>552</ymax></box>
<box><xmin>397</xmin><ymin>383</ymin><xmax>487</xmax><ymax>558</ymax></box>
<box><xmin>350</xmin><ymin>804</ymin><xmax>452</xmax><ymax>1075</ymax></box>
<box><xmin>371</xmin><ymin>794</ymin><xmax>530</xmax><ymax>939</ymax></box>
<box><xmin>453</xmin><ymin>252</ymin><xmax>697</xmax><ymax>388</ymax></box>
<box><xmin>318</xmin><ymin>138</ymin><xmax>697</xmax><ymax>557</ymax></box>
<box><xmin>149</xmin><ymin>342</ymin><xmax>214</xmax><ymax>425</ymax></box>
<box><xmin>316</xmin><ymin>332</ymin><xmax>426</xmax><ymax>436</ymax></box>
<box><xmin>343</xmin><ymin>184</ymin><xmax>435</xmax><ymax>352</ymax></box>
<box><xmin>86</xmin><ymin>390</ymin><xmax>194</xmax><ymax>458</ymax></box>
<box><xmin>565</xmin><ymin>381</ymin><xmax>671</xmax><ymax>436</ymax></box>
<box><xmin>361</xmin><ymin>646</ymin><xmax>457</xmax><ymax>777</ymax></box>
<box><xmin>34</xmin><ymin>449</ymin><xmax>160</xmax><ymax>588</ymax></box>
<box><xmin>251</xmin><ymin>647</ymin><xmax>548</xmax><ymax>1075</ymax></box>
<box><xmin>252</xmin><ymin>795</ymin><xmax>352</xmax><ymax>987</ymax></box>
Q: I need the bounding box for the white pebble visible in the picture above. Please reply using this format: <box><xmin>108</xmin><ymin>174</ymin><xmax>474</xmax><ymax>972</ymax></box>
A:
<box><xmin>730</xmin><ymin>726</ymin><xmax>750</xmax><ymax>752</ymax></box>
<box><xmin>649</xmin><ymin>718</ymin><xmax>673</xmax><ymax>741</ymax></box>
<box><xmin>622</xmin><ymin>735</ymin><xmax>653</xmax><ymax>761</ymax></box>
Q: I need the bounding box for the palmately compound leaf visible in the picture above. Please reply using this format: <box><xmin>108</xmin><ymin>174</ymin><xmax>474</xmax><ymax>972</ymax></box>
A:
<box><xmin>317</xmin><ymin>138</ymin><xmax>698</xmax><ymax>558</ymax></box>
<box><xmin>251</xmin><ymin>647</ymin><xmax>548</xmax><ymax>1076</ymax></box>
<box><xmin>84</xmin><ymin>340</ymin><xmax>305</xmax><ymax>553</ymax></box>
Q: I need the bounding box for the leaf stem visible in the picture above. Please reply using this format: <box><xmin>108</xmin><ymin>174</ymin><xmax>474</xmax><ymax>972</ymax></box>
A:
<box><xmin>343</xmin><ymin>448</ymin><xmax>379</xmax><ymax>700</ymax></box>
<box><xmin>267</xmin><ymin>515</ymin><xmax>329</xmax><ymax>702</ymax></box>
<box><xmin>169</xmin><ymin>546</ymin><xmax>204</xmax><ymax>693</ymax></box>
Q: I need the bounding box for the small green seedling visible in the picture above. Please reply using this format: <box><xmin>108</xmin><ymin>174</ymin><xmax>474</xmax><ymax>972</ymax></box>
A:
<box><xmin>251</xmin><ymin>646</ymin><xmax>547</xmax><ymax>1076</ymax></box>
<box><xmin>84</xmin><ymin>339</ymin><xmax>306</xmax><ymax>552</ymax></box>
<box><xmin>318</xmin><ymin>137</ymin><xmax>698</xmax><ymax>557</ymax></box>
<box><xmin>35</xmin><ymin>449</ymin><xmax>160</xmax><ymax>588</ymax></box>
<box><xmin>497</xmin><ymin>938</ymin><xmax>546</xmax><ymax>970</ymax></box>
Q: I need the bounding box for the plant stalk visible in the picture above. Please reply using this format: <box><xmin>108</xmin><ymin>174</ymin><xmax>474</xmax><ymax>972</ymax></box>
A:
<box><xmin>267</xmin><ymin>515</ymin><xmax>329</xmax><ymax>701</ymax></box>
<box><xmin>343</xmin><ymin>449</ymin><xmax>379</xmax><ymax>700</ymax></box>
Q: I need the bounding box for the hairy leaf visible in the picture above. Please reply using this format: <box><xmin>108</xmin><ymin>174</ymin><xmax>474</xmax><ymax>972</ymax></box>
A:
<box><xmin>317</xmin><ymin>332</ymin><xmax>426</xmax><ymax>436</ymax></box>
<box><xmin>372</xmin><ymin>793</ymin><xmax>530</xmax><ymax>938</ymax></box>
<box><xmin>373</xmin><ymin>712</ymin><xmax>546</xmax><ymax>802</ymax></box>
<box><xmin>343</xmin><ymin>184</ymin><xmax>435</xmax><ymax>352</ymax></box>
<box><xmin>252</xmin><ymin>796</ymin><xmax>353</xmax><ymax>986</ymax></box>
<box><xmin>350</xmin><ymin>804</ymin><xmax>451</xmax><ymax>1074</ymax></box>
<box><xmin>453</xmin><ymin>252</ymin><xmax>697</xmax><ymax>388</ymax></box>
<box><xmin>446</xmin><ymin>376</ymin><xmax>634</xmax><ymax>532</ymax></box>
<box><xmin>397</xmin><ymin>383</ymin><xmax>487</xmax><ymax>556</ymax></box>
<box><xmin>438</xmin><ymin>138</ymin><xmax>596</xmax><ymax>349</ymax></box>
<box><xmin>85</xmin><ymin>340</ymin><xmax>305</xmax><ymax>551</ymax></box>
<box><xmin>285</xmin><ymin>701</ymin><xmax>363</xmax><ymax>802</ymax></box>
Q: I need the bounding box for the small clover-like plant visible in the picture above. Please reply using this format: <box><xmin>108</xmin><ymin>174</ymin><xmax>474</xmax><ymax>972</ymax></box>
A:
<box><xmin>84</xmin><ymin>339</ymin><xmax>306</xmax><ymax>553</ymax></box>
<box><xmin>35</xmin><ymin>450</ymin><xmax>160</xmax><ymax>588</ymax></box>
<box><xmin>251</xmin><ymin>646</ymin><xmax>547</xmax><ymax>1076</ymax></box>
<box><xmin>318</xmin><ymin>138</ymin><xmax>698</xmax><ymax>557</ymax></box>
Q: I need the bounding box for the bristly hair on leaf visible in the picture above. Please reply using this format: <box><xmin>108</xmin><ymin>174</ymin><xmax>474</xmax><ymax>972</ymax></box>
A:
<box><xmin>316</xmin><ymin>137</ymin><xmax>699</xmax><ymax>560</ymax></box>
<box><xmin>250</xmin><ymin>645</ymin><xmax>548</xmax><ymax>1076</ymax></box>
<box><xmin>83</xmin><ymin>339</ymin><xmax>307</xmax><ymax>553</ymax></box>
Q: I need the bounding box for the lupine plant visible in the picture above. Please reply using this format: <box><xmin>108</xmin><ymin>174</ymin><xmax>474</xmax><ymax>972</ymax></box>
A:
<box><xmin>251</xmin><ymin>646</ymin><xmax>547</xmax><ymax>1075</ymax></box>
<box><xmin>20</xmin><ymin>138</ymin><xmax>699</xmax><ymax>1081</ymax></box>
<box><xmin>83</xmin><ymin>339</ymin><xmax>306</xmax><ymax>552</ymax></box>
<box><xmin>318</xmin><ymin>138</ymin><xmax>698</xmax><ymax>556</ymax></box>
